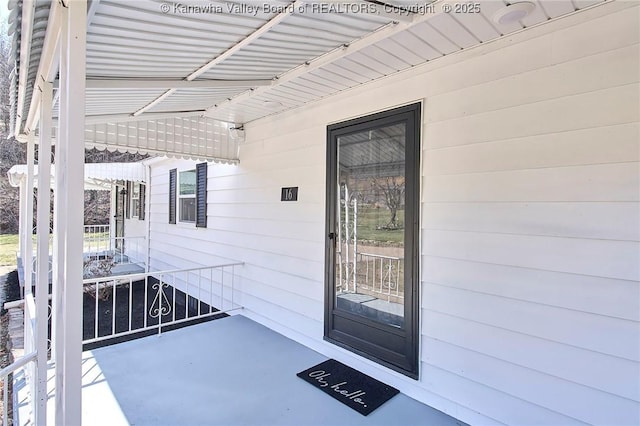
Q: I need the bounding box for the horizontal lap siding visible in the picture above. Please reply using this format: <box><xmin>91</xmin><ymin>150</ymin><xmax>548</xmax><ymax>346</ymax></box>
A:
<box><xmin>149</xmin><ymin>151</ymin><xmax>326</xmax><ymax>334</ymax></box>
<box><xmin>146</xmin><ymin>4</ymin><xmax>639</xmax><ymax>425</ymax></box>
<box><xmin>419</xmin><ymin>5</ymin><xmax>639</xmax><ymax>425</ymax></box>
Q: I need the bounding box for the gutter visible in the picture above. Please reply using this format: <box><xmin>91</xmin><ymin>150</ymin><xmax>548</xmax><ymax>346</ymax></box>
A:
<box><xmin>23</xmin><ymin>0</ymin><xmax>63</xmax><ymax>136</ymax></box>
<box><xmin>14</xmin><ymin>0</ymin><xmax>35</xmax><ymax>137</ymax></box>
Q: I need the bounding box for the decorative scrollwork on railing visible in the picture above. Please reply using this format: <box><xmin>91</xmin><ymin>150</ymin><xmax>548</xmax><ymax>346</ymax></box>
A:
<box><xmin>149</xmin><ymin>282</ymin><xmax>172</xmax><ymax>318</ymax></box>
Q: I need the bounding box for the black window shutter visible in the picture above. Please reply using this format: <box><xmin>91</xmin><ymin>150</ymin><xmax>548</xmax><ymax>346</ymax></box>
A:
<box><xmin>125</xmin><ymin>181</ymin><xmax>132</xmax><ymax>219</ymax></box>
<box><xmin>138</xmin><ymin>183</ymin><xmax>146</xmax><ymax>220</ymax></box>
<box><xmin>196</xmin><ymin>163</ymin><xmax>207</xmax><ymax>228</ymax></box>
<box><xmin>169</xmin><ymin>169</ymin><xmax>177</xmax><ymax>224</ymax></box>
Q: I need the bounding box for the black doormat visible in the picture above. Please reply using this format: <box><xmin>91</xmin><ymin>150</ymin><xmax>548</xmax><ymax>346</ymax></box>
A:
<box><xmin>297</xmin><ymin>359</ymin><xmax>399</xmax><ymax>416</ymax></box>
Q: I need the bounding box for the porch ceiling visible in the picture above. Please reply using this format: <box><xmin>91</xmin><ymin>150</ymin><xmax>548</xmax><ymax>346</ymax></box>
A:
<box><xmin>10</xmin><ymin>0</ymin><xmax>609</xmax><ymax>152</ymax></box>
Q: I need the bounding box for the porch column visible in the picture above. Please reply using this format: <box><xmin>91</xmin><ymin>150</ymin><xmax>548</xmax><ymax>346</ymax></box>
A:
<box><xmin>18</xmin><ymin>179</ymin><xmax>26</xmax><ymax>289</ymax></box>
<box><xmin>35</xmin><ymin>81</ymin><xmax>53</xmax><ymax>425</ymax></box>
<box><xmin>54</xmin><ymin>1</ymin><xmax>87</xmax><ymax>424</ymax></box>
<box><xmin>52</xmin><ymin>6</ymin><xmax>67</xmax><ymax>422</ymax></box>
<box><xmin>24</xmin><ymin>133</ymin><xmax>35</xmax><ymax>296</ymax></box>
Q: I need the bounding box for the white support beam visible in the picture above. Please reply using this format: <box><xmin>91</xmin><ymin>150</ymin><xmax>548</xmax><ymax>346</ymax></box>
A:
<box><xmin>35</xmin><ymin>80</ymin><xmax>52</xmax><ymax>426</ymax></box>
<box><xmin>24</xmin><ymin>134</ymin><xmax>35</xmax><ymax>296</ymax></box>
<box><xmin>53</xmin><ymin>79</ymin><xmax>273</xmax><ymax>90</ymax></box>
<box><xmin>132</xmin><ymin>0</ymin><xmax>303</xmax><ymax>116</ymax></box>
<box><xmin>18</xmin><ymin>181</ymin><xmax>26</xmax><ymax>292</ymax></box>
<box><xmin>55</xmin><ymin>1</ymin><xmax>87</xmax><ymax>424</ymax></box>
<box><xmin>81</xmin><ymin>110</ymin><xmax>209</xmax><ymax>125</ymax></box>
<box><xmin>52</xmin><ymin>3</ymin><xmax>67</xmax><ymax>422</ymax></box>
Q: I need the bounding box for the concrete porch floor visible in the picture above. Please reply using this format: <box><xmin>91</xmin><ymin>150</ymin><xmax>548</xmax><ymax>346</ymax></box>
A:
<box><xmin>17</xmin><ymin>315</ymin><xmax>464</xmax><ymax>425</ymax></box>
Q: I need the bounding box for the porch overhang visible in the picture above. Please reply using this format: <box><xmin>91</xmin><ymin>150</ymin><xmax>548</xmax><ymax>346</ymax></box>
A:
<box><xmin>8</xmin><ymin>0</ymin><xmax>619</xmax><ymax>158</ymax></box>
<box><xmin>7</xmin><ymin>162</ymin><xmax>146</xmax><ymax>190</ymax></box>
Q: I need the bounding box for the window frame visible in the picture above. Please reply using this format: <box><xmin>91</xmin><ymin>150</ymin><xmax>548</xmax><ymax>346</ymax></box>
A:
<box><xmin>130</xmin><ymin>182</ymin><xmax>140</xmax><ymax>219</ymax></box>
<box><xmin>178</xmin><ymin>169</ymin><xmax>197</xmax><ymax>223</ymax></box>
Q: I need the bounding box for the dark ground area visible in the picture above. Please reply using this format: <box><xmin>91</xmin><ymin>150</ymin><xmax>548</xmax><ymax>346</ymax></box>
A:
<box><xmin>82</xmin><ymin>277</ymin><xmax>228</xmax><ymax>350</ymax></box>
<box><xmin>2</xmin><ymin>271</ymin><xmax>226</xmax><ymax>351</ymax></box>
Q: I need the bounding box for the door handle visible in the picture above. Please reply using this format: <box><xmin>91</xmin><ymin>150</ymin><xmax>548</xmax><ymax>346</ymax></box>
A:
<box><xmin>328</xmin><ymin>232</ymin><xmax>336</xmax><ymax>240</ymax></box>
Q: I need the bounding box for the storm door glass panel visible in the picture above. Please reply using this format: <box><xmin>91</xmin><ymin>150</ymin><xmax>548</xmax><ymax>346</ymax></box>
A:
<box><xmin>335</xmin><ymin>124</ymin><xmax>406</xmax><ymax>327</ymax></box>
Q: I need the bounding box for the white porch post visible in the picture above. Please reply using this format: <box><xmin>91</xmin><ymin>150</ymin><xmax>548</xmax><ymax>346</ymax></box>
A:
<box><xmin>54</xmin><ymin>1</ymin><xmax>87</xmax><ymax>424</ymax></box>
<box><xmin>109</xmin><ymin>183</ymin><xmax>116</xmax><ymax>251</ymax></box>
<box><xmin>52</xmin><ymin>6</ymin><xmax>68</xmax><ymax>422</ymax></box>
<box><xmin>24</xmin><ymin>134</ymin><xmax>35</xmax><ymax>296</ymax></box>
<box><xmin>18</xmin><ymin>180</ymin><xmax>26</xmax><ymax>292</ymax></box>
<box><xmin>35</xmin><ymin>81</ymin><xmax>53</xmax><ymax>425</ymax></box>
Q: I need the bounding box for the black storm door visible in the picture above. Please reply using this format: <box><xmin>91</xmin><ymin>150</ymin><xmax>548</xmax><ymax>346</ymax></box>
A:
<box><xmin>325</xmin><ymin>103</ymin><xmax>421</xmax><ymax>378</ymax></box>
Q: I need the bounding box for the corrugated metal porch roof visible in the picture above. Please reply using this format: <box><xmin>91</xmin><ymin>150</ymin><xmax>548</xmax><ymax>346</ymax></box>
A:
<box><xmin>8</xmin><ymin>0</ymin><xmax>610</xmax><ymax>157</ymax></box>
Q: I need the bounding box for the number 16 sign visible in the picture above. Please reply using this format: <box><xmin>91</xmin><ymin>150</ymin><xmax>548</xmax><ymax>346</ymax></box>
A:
<box><xmin>281</xmin><ymin>187</ymin><xmax>298</xmax><ymax>201</ymax></box>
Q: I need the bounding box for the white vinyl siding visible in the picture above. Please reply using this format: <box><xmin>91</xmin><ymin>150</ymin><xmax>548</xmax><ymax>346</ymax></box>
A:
<box><xmin>147</xmin><ymin>4</ymin><xmax>639</xmax><ymax>425</ymax></box>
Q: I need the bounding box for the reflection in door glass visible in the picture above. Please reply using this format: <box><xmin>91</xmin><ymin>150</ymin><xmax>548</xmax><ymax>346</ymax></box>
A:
<box><xmin>335</xmin><ymin>123</ymin><xmax>406</xmax><ymax>328</ymax></box>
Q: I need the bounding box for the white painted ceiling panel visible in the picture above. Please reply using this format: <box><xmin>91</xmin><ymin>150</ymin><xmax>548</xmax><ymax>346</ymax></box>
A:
<box><xmin>299</xmin><ymin>72</ymin><xmax>350</xmax><ymax>92</ymax></box>
<box><xmin>269</xmin><ymin>85</ymin><xmax>320</xmax><ymax>103</ymax></box>
<box><xmin>453</xmin><ymin>9</ymin><xmax>502</xmax><ymax>42</ymax></box>
<box><xmin>281</xmin><ymin>79</ymin><xmax>334</xmax><ymax>98</ymax></box>
<box><xmin>427</xmin><ymin>13</ymin><xmax>481</xmax><ymax>48</ymax></box>
<box><xmin>573</xmin><ymin>0</ymin><xmax>603</xmax><ymax>8</ymax></box>
<box><xmin>408</xmin><ymin>22</ymin><xmax>461</xmax><ymax>55</ymax></box>
<box><xmin>307</xmin><ymin>68</ymin><xmax>362</xmax><ymax>90</ymax></box>
<box><xmin>263</xmin><ymin>87</ymin><xmax>310</xmax><ymax>106</ymax></box>
<box><xmin>359</xmin><ymin>44</ymin><xmax>411</xmax><ymax>72</ymax></box>
<box><xmin>320</xmin><ymin>62</ymin><xmax>374</xmax><ymax>85</ymax></box>
<box><xmin>293</xmin><ymin>76</ymin><xmax>342</xmax><ymax>96</ymax></box>
<box><xmin>343</xmin><ymin>50</ymin><xmax>398</xmax><ymax>76</ymax></box>
<box><xmin>374</xmin><ymin>37</ymin><xmax>426</xmax><ymax>66</ymax></box>
<box><xmin>330</xmin><ymin>56</ymin><xmax>387</xmax><ymax>81</ymax></box>
<box><xmin>539</xmin><ymin>0</ymin><xmax>578</xmax><ymax>18</ymax></box>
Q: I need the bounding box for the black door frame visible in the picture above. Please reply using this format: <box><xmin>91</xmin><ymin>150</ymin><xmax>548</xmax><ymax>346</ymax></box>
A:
<box><xmin>324</xmin><ymin>103</ymin><xmax>421</xmax><ymax>379</ymax></box>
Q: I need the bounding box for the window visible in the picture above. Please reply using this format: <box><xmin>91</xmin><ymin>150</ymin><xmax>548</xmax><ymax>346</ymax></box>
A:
<box><xmin>126</xmin><ymin>182</ymin><xmax>146</xmax><ymax>220</ymax></box>
<box><xmin>169</xmin><ymin>164</ymin><xmax>207</xmax><ymax>227</ymax></box>
<box><xmin>131</xmin><ymin>183</ymin><xmax>140</xmax><ymax>218</ymax></box>
<box><xmin>179</xmin><ymin>169</ymin><xmax>196</xmax><ymax>222</ymax></box>
<box><xmin>325</xmin><ymin>103</ymin><xmax>421</xmax><ymax>378</ymax></box>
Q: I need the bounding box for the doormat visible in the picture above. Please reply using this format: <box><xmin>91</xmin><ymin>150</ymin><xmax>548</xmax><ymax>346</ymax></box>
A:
<box><xmin>297</xmin><ymin>359</ymin><xmax>399</xmax><ymax>416</ymax></box>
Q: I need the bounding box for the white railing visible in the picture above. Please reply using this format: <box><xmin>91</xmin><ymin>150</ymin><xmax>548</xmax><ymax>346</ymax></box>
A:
<box><xmin>1</xmin><ymin>294</ymin><xmax>39</xmax><ymax>426</ymax></box>
<box><xmin>82</xmin><ymin>263</ymin><xmax>243</xmax><ymax>344</ymax></box>
<box><xmin>111</xmin><ymin>236</ymin><xmax>146</xmax><ymax>266</ymax></box>
<box><xmin>358</xmin><ymin>253</ymin><xmax>403</xmax><ymax>301</ymax></box>
<box><xmin>83</xmin><ymin>224</ymin><xmax>147</xmax><ymax>268</ymax></box>
<box><xmin>83</xmin><ymin>224</ymin><xmax>110</xmax><ymax>254</ymax></box>
<box><xmin>0</xmin><ymin>351</ymin><xmax>36</xmax><ymax>426</ymax></box>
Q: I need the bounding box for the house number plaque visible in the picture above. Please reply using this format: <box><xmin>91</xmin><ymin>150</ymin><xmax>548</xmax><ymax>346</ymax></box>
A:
<box><xmin>281</xmin><ymin>187</ymin><xmax>298</xmax><ymax>201</ymax></box>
